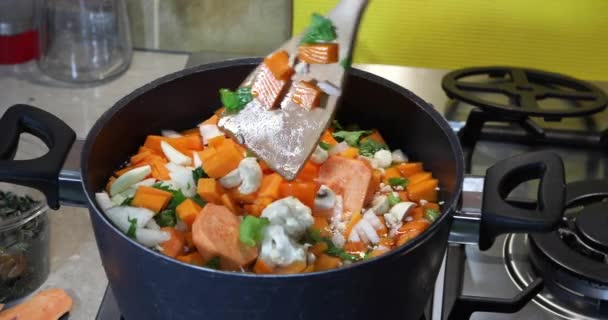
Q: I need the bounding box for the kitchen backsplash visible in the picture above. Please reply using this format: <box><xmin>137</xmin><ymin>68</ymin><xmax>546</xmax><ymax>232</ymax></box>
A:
<box><xmin>126</xmin><ymin>0</ymin><xmax>292</xmax><ymax>55</ymax></box>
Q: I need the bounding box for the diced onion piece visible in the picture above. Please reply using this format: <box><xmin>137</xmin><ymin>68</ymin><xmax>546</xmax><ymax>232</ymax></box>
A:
<box><xmin>363</xmin><ymin>209</ymin><xmax>384</xmax><ymax>230</ymax></box>
<box><xmin>145</xmin><ymin>218</ymin><xmax>161</xmax><ymax>230</ymax></box>
<box><xmin>161</xmin><ymin>130</ymin><xmax>182</xmax><ymax>138</ymax></box>
<box><xmin>161</xmin><ymin>140</ymin><xmax>191</xmax><ymax>166</ymax></box>
<box><xmin>370</xmin><ymin>195</ymin><xmax>389</xmax><ymax>215</ymax></box>
<box><xmin>133</xmin><ymin>178</ymin><xmax>156</xmax><ymax>188</ymax></box>
<box><xmin>95</xmin><ymin>192</ymin><xmax>114</xmax><ymax>212</ymax></box>
<box><xmin>165</xmin><ymin>163</ymin><xmax>197</xmax><ymax>197</ymax></box>
<box><xmin>391</xmin><ymin>149</ymin><xmax>408</xmax><ymax>163</ymax></box>
<box><xmin>199</xmin><ymin>124</ymin><xmax>223</xmax><ymax>145</ymax></box>
<box><xmin>311</xmin><ymin>145</ymin><xmax>329</xmax><ymax>164</ymax></box>
<box><xmin>332</xmin><ymin>232</ymin><xmax>346</xmax><ymax>248</ymax></box>
<box><xmin>106</xmin><ymin>206</ymin><xmax>155</xmax><ymax>233</ymax></box>
<box><xmin>355</xmin><ymin>219</ymin><xmax>380</xmax><ymax>244</ymax></box>
<box><xmin>193</xmin><ymin>151</ymin><xmax>202</xmax><ymax>168</ymax></box>
<box><xmin>135</xmin><ymin>228</ymin><xmax>170</xmax><ymax>247</ymax></box>
<box><xmin>110</xmin><ymin>165</ymin><xmax>151</xmax><ymax>196</ymax></box>
<box><xmin>317</xmin><ymin>81</ymin><xmax>341</xmax><ymax>96</ymax></box>
<box><xmin>328</xmin><ymin>141</ymin><xmax>348</xmax><ymax>155</ymax></box>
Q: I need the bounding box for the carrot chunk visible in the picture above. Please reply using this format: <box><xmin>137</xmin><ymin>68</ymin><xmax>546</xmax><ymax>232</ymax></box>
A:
<box><xmin>176</xmin><ymin>198</ymin><xmax>203</xmax><ymax>226</ymax></box>
<box><xmin>396</xmin><ymin>162</ymin><xmax>424</xmax><ymax>178</ymax></box>
<box><xmin>253</xmin><ymin>259</ymin><xmax>274</xmax><ymax>274</ymax></box>
<box><xmin>298</xmin><ymin>43</ymin><xmax>339</xmax><ymax>64</ymax></box>
<box><xmin>320</xmin><ymin>129</ymin><xmax>338</xmax><ymax>146</ymax></box>
<box><xmin>176</xmin><ymin>252</ymin><xmax>205</xmax><ymax>266</ymax></box>
<box><xmin>295</xmin><ymin>161</ymin><xmax>319</xmax><ymax>182</ymax></box>
<box><xmin>264</xmin><ymin>50</ymin><xmax>294</xmax><ymax>80</ymax></box>
<box><xmin>383</xmin><ymin>167</ymin><xmax>402</xmax><ymax>185</ymax></box>
<box><xmin>201</xmin><ymin>114</ymin><xmax>219</xmax><ymax>125</ymax></box>
<box><xmin>160</xmin><ymin>227</ymin><xmax>186</xmax><ymax>258</ymax></box>
<box><xmin>276</xmin><ymin>261</ymin><xmax>307</xmax><ymax>274</ymax></box>
<box><xmin>131</xmin><ymin>186</ymin><xmax>173</xmax><ymax>213</ymax></box>
<box><xmin>407</xmin><ymin>179</ymin><xmax>439</xmax><ymax>202</ymax></box>
<box><xmin>408</xmin><ymin>171</ymin><xmax>432</xmax><ymax>185</ymax></box>
<box><xmin>251</xmin><ymin>64</ymin><xmax>290</xmax><ymax>109</ymax></box>
<box><xmin>314</xmin><ymin>254</ymin><xmax>341</xmax><ymax>271</ymax></box>
<box><xmin>0</xmin><ymin>288</ymin><xmax>72</xmax><ymax>320</ymax></box>
<box><xmin>258</xmin><ymin>173</ymin><xmax>284</xmax><ymax>199</ymax></box>
<box><xmin>202</xmin><ymin>140</ymin><xmax>243</xmax><ymax>178</ymax></box>
<box><xmin>290</xmin><ymin>80</ymin><xmax>323</xmax><ymax>110</ymax></box>
<box><xmin>197</xmin><ymin>178</ymin><xmax>225</xmax><ymax>204</ymax></box>
<box><xmin>279</xmin><ymin>181</ymin><xmax>318</xmax><ymax>208</ymax></box>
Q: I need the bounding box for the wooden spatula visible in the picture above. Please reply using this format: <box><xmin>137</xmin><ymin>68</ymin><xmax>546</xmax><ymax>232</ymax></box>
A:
<box><xmin>218</xmin><ymin>0</ymin><xmax>369</xmax><ymax>180</ymax></box>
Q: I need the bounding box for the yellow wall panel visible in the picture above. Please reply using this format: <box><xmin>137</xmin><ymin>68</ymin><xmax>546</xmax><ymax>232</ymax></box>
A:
<box><xmin>294</xmin><ymin>0</ymin><xmax>608</xmax><ymax>80</ymax></box>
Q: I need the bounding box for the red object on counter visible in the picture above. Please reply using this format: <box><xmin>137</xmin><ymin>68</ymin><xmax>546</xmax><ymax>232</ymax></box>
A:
<box><xmin>0</xmin><ymin>30</ymin><xmax>38</xmax><ymax>64</ymax></box>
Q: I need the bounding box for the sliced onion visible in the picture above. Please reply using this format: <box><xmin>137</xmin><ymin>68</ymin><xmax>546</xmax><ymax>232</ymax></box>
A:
<box><xmin>193</xmin><ymin>151</ymin><xmax>202</xmax><ymax>168</ymax></box>
<box><xmin>135</xmin><ymin>228</ymin><xmax>170</xmax><ymax>247</ymax></box>
<box><xmin>106</xmin><ymin>206</ymin><xmax>155</xmax><ymax>233</ymax></box>
<box><xmin>328</xmin><ymin>141</ymin><xmax>348</xmax><ymax>155</ymax></box>
<box><xmin>199</xmin><ymin>124</ymin><xmax>223</xmax><ymax>145</ymax></box>
<box><xmin>161</xmin><ymin>130</ymin><xmax>182</xmax><ymax>138</ymax></box>
<box><xmin>95</xmin><ymin>192</ymin><xmax>114</xmax><ymax>212</ymax></box>
<box><xmin>363</xmin><ymin>209</ymin><xmax>384</xmax><ymax>230</ymax></box>
<box><xmin>161</xmin><ymin>141</ymin><xmax>192</xmax><ymax>166</ymax></box>
<box><xmin>356</xmin><ymin>219</ymin><xmax>380</xmax><ymax>244</ymax></box>
<box><xmin>110</xmin><ymin>165</ymin><xmax>151</xmax><ymax>196</ymax></box>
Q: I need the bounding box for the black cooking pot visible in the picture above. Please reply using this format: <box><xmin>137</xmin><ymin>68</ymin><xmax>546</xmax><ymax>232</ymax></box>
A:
<box><xmin>0</xmin><ymin>59</ymin><xmax>566</xmax><ymax>319</ymax></box>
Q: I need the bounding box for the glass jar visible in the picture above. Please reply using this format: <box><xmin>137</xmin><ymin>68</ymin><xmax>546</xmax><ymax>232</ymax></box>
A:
<box><xmin>37</xmin><ymin>0</ymin><xmax>132</xmax><ymax>83</ymax></box>
<box><xmin>0</xmin><ymin>183</ymin><xmax>49</xmax><ymax>302</ymax></box>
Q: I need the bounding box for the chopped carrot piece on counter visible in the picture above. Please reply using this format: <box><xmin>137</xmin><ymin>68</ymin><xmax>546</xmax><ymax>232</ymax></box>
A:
<box><xmin>176</xmin><ymin>252</ymin><xmax>205</xmax><ymax>266</ymax></box>
<box><xmin>197</xmin><ymin>178</ymin><xmax>225</xmax><ymax>204</ymax></box>
<box><xmin>396</xmin><ymin>162</ymin><xmax>424</xmax><ymax>178</ymax></box>
<box><xmin>298</xmin><ymin>43</ymin><xmax>339</xmax><ymax>64</ymax></box>
<box><xmin>176</xmin><ymin>198</ymin><xmax>203</xmax><ymax>226</ymax></box>
<box><xmin>251</xmin><ymin>64</ymin><xmax>290</xmax><ymax>109</ymax></box>
<box><xmin>407</xmin><ymin>179</ymin><xmax>438</xmax><ymax>202</ymax></box>
<box><xmin>160</xmin><ymin>227</ymin><xmax>186</xmax><ymax>258</ymax></box>
<box><xmin>314</xmin><ymin>254</ymin><xmax>341</xmax><ymax>271</ymax></box>
<box><xmin>290</xmin><ymin>80</ymin><xmax>323</xmax><ymax>110</ymax></box>
<box><xmin>258</xmin><ymin>173</ymin><xmax>284</xmax><ymax>199</ymax></box>
<box><xmin>264</xmin><ymin>50</ymin><xmax>294</xmax><ymax>80</ymax></box>
<box><xmin>0</xmin><ymin>288</ymin><xmax>72</xmax><ymax>320</ymax></box>
<box><xmin>131</xmin><ymin>186</ymin><xmax>173</xmax><ymax>213</ymax></box>
<box><xmin>279</xmin><ymin>181</ymin><xmax>318</xmax><ymax>208</ymax></box>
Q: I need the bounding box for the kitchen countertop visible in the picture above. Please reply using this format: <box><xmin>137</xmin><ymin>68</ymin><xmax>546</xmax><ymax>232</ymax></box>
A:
<box><xmin>1</xmin><ymin>51</ymin><xmax>607</xmax><ymax>318</ymax></box>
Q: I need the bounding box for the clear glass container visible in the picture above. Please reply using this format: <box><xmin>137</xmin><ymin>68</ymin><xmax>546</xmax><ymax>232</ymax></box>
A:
<box><xmin>37</xmin><ymin>0</ymin><xmax>132</xmax><ymax>83</ymax></box>
<box><xmin>0</xmin><ymin>183</ymin><xmax>49</xmax><ymax>303</ymax></box>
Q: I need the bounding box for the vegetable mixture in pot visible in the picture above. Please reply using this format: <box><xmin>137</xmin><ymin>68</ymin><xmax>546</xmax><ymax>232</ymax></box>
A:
<box><xmin>96</xmin><ymin>117</ymin><xmax>441</xmax><ymax>274</ymax></box>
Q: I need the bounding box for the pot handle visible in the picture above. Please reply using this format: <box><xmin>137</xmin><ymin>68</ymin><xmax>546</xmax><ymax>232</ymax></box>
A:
<box><xmin>478</xmin><ymin>151</ymin><xmax>565</xmax><ymax>250</ymax></box>
<box><xmin>0</xmin><ymin>105</ymin><xmax>76</xmax><ymax>210</ymax></box>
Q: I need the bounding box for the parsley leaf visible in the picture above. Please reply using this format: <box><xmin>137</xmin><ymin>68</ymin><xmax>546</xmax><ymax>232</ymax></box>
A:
<box><xmin>239</xmin><ymin>216</ymin><xmax>270</xmax><ymax>246</ymax></box>
<box><xmin>192</xmin><ymin>167</ymin><xmax>207</xmax><ymax>183</ymax></box>
<box><xmin>425</xmin><ymin>208</ymin><xmax>441</xmax><ymax>222</ymax></box>
<box><xmin>359</xmin><ymin>139</ymin><xmax>388</xmax><ymax>157</ymax></box>
<box><xmin>220</xmin><ymin>87</ymin><xmax>253</xmax><ymax>113</ymax></box>
<box><xmin>300</xmin><ymin>13</ymin><xmax>337</xmax><ymax>44</ymax></box>
<box><xmin>191</xmin><ymin>194</ymin><xmax>207</xmax><ymax>207</ymax></box>
<box><xmin>332</xmin><ymin>130</ymin><xmax>372</xmax><ymax>147</ymax></box>
<box><xmin>205</xmin><ymin>257</ymin><xmax>220</xmax><ymax>270</ymax></box>
<box><xmin>154</xmin><ymin>209</ymin><xmax>177</xmax><ymax>227</ymax></box>
<box><xmin>318</xmin><ymin>141</ymin><xmax>331</xmax><ymax>151</ymax></box>
<box><xmin>388</xmin><ymin>177</ymin><xmax>409</xmax><ymax>187</ymax></box>
<box><xmin>152</xmin><ymin>183</ymin><xmax>187</xmax><ymax>210</ymax></box>
<box><xmin>120</xmin><ymin>196</ymin><xmax>134</xmax><ymax>206</ymax></box>
<box><xmin>127</xmin><ymin>217</ymin><xmax>137</xmax><ymax>239</ymax></box>
<box><xmin>305</xmin><ymin>229</ymin><xmax>361</xmax><ymax>262</ymax></box>
<box><xmin>388</xmin><ymin>192</ymin><xmax>401</xmax><ymax>206</ymax></box>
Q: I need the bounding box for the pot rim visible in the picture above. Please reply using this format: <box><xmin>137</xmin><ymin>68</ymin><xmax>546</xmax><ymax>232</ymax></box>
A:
<box><xmin>82</xmin><ymin>58</ymin><xmax>465</xmax><ymax>278</ymax></box>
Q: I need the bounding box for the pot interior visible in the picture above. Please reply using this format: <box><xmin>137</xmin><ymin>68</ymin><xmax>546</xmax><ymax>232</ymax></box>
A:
<box><xmin>83</xmin><ymin>59</ymin><xmax>462</xmax><ymax>224</ymax></box>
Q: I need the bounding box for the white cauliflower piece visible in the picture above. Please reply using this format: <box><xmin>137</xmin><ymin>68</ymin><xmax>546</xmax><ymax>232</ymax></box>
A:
<box><xmin>219</xmin><ymin>168</ymin><xmax>242</xmax><ymax>188</ymax></box>
<box><xmin>311</xmin><ymin>145</ymin><xmax>329</xmax><ymax>164</ymax></box>
<box><xmin>373</xmin><ymin>149</ymin><xmax>392</xmax><ymax>168</ymax></box>
<box><xmin>261</xmin><ymin>197</ymin><xmax>313</xmax><ymax>238</ymax></box>
<box><xmin>370</xmin><ymin>195</ymin><xmax>389</xmax><ymax>214</ymax></box>
<box><xmin>238</xmin><ymin>157</ymin><xmax>262</xmax><ymax>195</ymax></box>
<box><xmin>391</xmin><ymin>149</ymin><xmax>408</xmax><ymax>163</ymax></box>
<box><xmin>259</xmin><ymin>225</ymin><xmax>307</xmax><ymax>267</ymax></box>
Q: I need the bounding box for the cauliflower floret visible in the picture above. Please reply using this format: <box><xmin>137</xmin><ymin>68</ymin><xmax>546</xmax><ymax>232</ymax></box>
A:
<box><xmin>259</xmin><ymin>225</ymin><xmax>307</xmax><ymax>267</ymax></box>
<box><xmin>238</xmin><ymin>157</ymin><xmax>262</xmax><ymax>195</ymax></box>
<box><xmin>261</xmin><ymin>197</ymin><xmax>313</xmax><ymax>238</ymax></box>
<box><xmin>311</xmin><ymin>145</ymin><xmax>329</xmax><ymax>164</ymax></box>
<box><xmin>384</xmin><ymin>202</ymin><xmax>417</xmax><ymax>228</ymax></box>
<box><xmin>373</xmin><ymin>149</ymin><xmax>392</xmax><ymax>168</ymax></box>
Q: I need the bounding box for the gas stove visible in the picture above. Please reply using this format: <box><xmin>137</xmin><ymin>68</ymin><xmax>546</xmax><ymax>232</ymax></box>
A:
<box><xmin>94</xmin><ymin>57</ymin><xmax>608</xmax><ymax>319</ymax></box>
